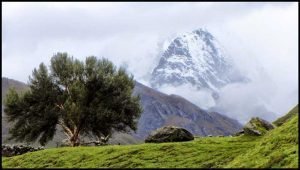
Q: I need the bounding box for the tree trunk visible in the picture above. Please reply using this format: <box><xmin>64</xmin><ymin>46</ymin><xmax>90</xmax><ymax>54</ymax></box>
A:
<box><xmin>58</xmin><ymin>119</ymin><xmax>81</xmax><ymax>147</ymax></box>
<box><xmin>70</xmin><ymin>135</ymin><xmax>80</xmax><ymax>147</ymax></box>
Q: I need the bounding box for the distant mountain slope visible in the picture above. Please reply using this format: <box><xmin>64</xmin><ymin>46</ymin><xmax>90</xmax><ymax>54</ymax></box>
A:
<box><xmin>2</xmin><ymin>77</ymin><xmax>31</xmax><ymax>144</ymax></box>
<box><xmin>2</xmin><ymin>77</ymin><xmax>242</xmax><ymax>146</ymax></box>
<box><xmin>2</xmin><ymin>77</ymin><xmax>29</xmax><ymax>104</ymax></box>
<box><xmin>133</xmin><ymin>81</ymin><xmax>242</xmax><ymax>139</ymax></box>
<box><xmin>150</xmin><ymin>28</ymin><xmax>247</xmax><ymax>91</ymax></box>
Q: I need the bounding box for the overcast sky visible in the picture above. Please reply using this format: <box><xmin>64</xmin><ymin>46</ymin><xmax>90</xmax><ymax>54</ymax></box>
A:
<box><xmin>2</xmin><ymin>2</ymin><xmax>298</xmax><ymax>122</ymax></box>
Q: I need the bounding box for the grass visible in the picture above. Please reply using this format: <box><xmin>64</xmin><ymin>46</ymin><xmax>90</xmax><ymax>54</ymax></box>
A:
<box><xmin>2</xmin><ymin>136</ymin><xmax>260</xmax><ymax>168</ymax></box>
<box><xmin>227</xmin><ymin>115</ymin><xmax>298</xmax><ymax>168</ymax></box>
<box><xmin>273</xmin><ymin>104</ymin><xmax>298</xmax><ymax>126</ymax></box>
<box><xmin>2</xmin><ymin>106</ymin><xmax>298</xmax><ymax>168</ymax></box>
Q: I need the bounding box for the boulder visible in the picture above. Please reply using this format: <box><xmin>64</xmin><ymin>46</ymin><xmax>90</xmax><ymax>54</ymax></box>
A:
<box><xmin>243</xmin><ymin>117</ymin><xmax>275</xmax><ymax>136</ymax></box>
<box><xmin>145</xmin><ymin>126</ymin><xmax>194</xmax><ymax>143</ymax></box>
<box><xmin>233</xmin><ymin>130</ymin><xmax>244</xmax><ymax>136</ymax></box>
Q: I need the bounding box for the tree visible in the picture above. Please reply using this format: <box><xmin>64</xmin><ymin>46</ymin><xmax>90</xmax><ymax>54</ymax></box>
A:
<box><xmin>4</xmin><ymin>52</ymin><xmax>142</xmax><ymax>147</ymax></box>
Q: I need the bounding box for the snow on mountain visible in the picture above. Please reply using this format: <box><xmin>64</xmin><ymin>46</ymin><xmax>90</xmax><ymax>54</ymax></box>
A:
<box><xmin>150</xmin><ymin>28</ymin><xmax>247</xmax><ymax>92</ymax></box>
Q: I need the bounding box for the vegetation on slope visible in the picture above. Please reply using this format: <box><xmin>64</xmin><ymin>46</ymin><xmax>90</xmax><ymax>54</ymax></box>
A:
<box><xmin>2</xmin><ymin>77</ymin><xmax>29</xmax><ymax>104</ymax></box>
<box><xmin>1</xmin><ymin>77</ymin><xmax>141</xmax><ymax>147</ymax></box>
<box><xmin>2</xmin><ymin>102</ymin><xmax>298</xmax><ymax>168</ymax></box>
<box><xmin>273</xmin><ymin>104</ymin><xmax>298</xmax><ymax>126</ymax></box>
<box><xmin>2</xmin><ymin>78</ymin><xmax>30</xmax><ymax>144</ymax></box>
<box><xmin>227</xmin><ymin>114</ymin><xmax>298</xmax><ymax>168</ymax></box>
<box><xmin>3</xmin><ymin>113</ymin><xmax>298</xmax><ymax>168</ymax></box>
<box><xmin>4</xmin><ymin>53</ymin><xmax>142</xmax><ymax>147</ymax></box>
<box><xmin>2</xmin><ymin>136</ymin><xmax>260</xmax><ymax>168</ymax></box>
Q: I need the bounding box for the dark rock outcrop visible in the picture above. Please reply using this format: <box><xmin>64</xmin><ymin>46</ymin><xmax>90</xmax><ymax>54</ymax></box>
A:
<box><xmin>133</xmin><ymin>81</ymin><xmax>243</xmax><ymax>139</ymax></box>
<box><xmin>2</xmin><ymin>144</ymin><xmax>44</xmax><ymax>157</ymax></box>
<box><xmin>145</xmin><ymin>126</ymin><xmax>194</xmax><ymax>143</ymax></box>
<box><xmin>243</xmin><ymin>117</ymin><xmax>275</xmax><ymax>136</ymax></box>
<box><xmin>233</xmin><ymin>130</ymin><xmax>244</xmax><ymax>136</ymax></box>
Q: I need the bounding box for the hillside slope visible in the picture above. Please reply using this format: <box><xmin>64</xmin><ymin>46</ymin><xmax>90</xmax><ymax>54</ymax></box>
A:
<box><xmin>2</xmin><ymin>77</ymin><xmax>29</xmax><ymax>104</ymax></box>
<box><xmin>2</xmin><ymin>78</ymin><xmax>242</xmax><ymax>146</ymax></box>
<box><xmin>1</xmin><ymin>77</ymin><xmax>140</xmax><ymax>146</ymax></box>
<box><xmin>2</xmin><ymin>136</ymin><xmax>260</xmax><ymax>168</ymax></box>
<box><xmin>133</xmin><ymin>81</ymin><xmax>242</xmax><ymax>139</ymax></box>
<box><xmin>3</xmin><ymin>104</ymin><xmax>298</xmax><ymax>168</ymax></box>
<box><xmin>273</xmin><ymin>104</ymin><xmax>298</xmax><ymax>126</ymax></box>
<box><xmin>2</xmin><ymin>78</ymin><xmax>30</xmax><ymax>143</ymax></box>
<box><xmin>227</xmin><ymin>114</ymin><xmax>298</xmax><ymax>168</ymax></box>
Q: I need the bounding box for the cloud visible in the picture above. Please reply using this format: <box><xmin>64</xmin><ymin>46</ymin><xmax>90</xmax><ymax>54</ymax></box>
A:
<box><xmin>2</xmin><ymin>2</ymin><xmax>298</xmax><ymax>123</ymax></box>
<box><xmin>3</xmin><ymin>2</ymin><xmax>288</xmax><ymax>81</ymax></box>
<box><xmin>159</xmin><ymin>84</ymin><xmax>216</xmax><ymax>110</ymax></box>
<box><xmin>215</xmin><ymin>82</ymin><xmax>278</xmax><ymax>124</ymax></box>
<box><xmin>206</xmin><ymin>2</ymin><xmax>298</xmax><ymax>121</ymax></box>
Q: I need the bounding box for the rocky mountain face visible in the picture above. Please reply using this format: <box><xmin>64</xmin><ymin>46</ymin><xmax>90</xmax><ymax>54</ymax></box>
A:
<box><xmin>150</xmin><ymin>28</ymin><xmax>246</xmax><ymax>92</ymax></box>
<box><xmin>133</xmin><ymin>81</ymin><xmax>242</xmax><ymax>139</ymax></box>
<box><xmin>2</xmin><ymin>77</ymin><xmax>242</xmax><ymax>145</ymax></box>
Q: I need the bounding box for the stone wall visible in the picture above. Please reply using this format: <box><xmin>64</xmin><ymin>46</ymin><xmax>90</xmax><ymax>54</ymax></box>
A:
<box><xmin>2</xmin><ymin>144</ymin><xmax>44</xmax><ymax>157</ymax></box>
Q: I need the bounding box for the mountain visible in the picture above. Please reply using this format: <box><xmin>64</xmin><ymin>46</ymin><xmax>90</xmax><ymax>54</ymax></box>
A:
<box><xmin>150</xmin><ymin>28</ymin><xmax>246</xmax><ymax>92</ymax></box>
<box><xmin>133</xmin><ymin>81</ymin><xmax>242</xmax><ymax>139</ymax></box>
<box><xmin>3</xmin><ymin>105</ymin><xmax>298</xmax><ymax>168</ymax></box>
<box><xmin>2</xmin><ymin>77</ymin><xmax>30</xmax><ymax>144</ymax></box>
<box><xmin>2</xmin><ymin>77</ymin><xmax>29</xmax><ymax>105</ymax></box>
<box><xmin>1</xmin><ymin>77</ymin><xmax>242</xmax><ymax>146</ymax></box>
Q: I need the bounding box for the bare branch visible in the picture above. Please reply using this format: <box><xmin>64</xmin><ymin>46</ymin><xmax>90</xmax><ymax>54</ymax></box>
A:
<box><xmin>55</xmin><ymin>103</ymin><xmax>65</xmax><ymax>110</ymax></box>
<box><xmin>58</xmin><ymin>119</ymin><xmax>73</xmax><ymax>138</ymax></box>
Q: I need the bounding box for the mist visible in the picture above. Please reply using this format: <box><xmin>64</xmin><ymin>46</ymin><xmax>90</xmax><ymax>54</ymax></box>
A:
<box><xmin>2</xmin><ymin>2</ymin><xmax>298</xmax><ymax>123</ymax></box>
<box><xmin>159</xmin><ymin>84</ymin><xmax>216</xmax><ymax>110</ymax></box>
<box><xmin>154</xmin><ymin>2</ymin><xmax>298</xmax><ymax>123</ymax></box>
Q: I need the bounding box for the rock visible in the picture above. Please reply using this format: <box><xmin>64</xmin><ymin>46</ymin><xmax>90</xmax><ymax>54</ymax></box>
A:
<box><xmin>243</xmin><ymin>117</ymin><xmax>275</xmax><ymax>136</ymax></box>
<box><xmin>61</xmin><ymin>139</ymin><xmax>71</xmax><ymax>147</ymax></box>
<box><xmin>233</xmin><ymin>130</ymin><xmax>244</xmax><ymax>136</ymax></box>
<box><xmin>145</xmin><ymin>126</ymin><xmax>194</xmax><ymax>143</ymax></box>
<box><xmin>1</xmin><ymin>144</ymin><xmax>44</xmax><ymax>157</ymax></box>
<box><xmin>244</xmin><ymin>127</ymin><xmax>261</xmax><ymax>136</ymax></box>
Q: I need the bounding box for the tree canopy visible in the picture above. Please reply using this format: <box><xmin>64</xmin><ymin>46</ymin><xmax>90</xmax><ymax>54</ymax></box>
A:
<box><xmin>4</xmin><ymin>52</ymin><xmax>142</xmax><ymax>146</ymax></box>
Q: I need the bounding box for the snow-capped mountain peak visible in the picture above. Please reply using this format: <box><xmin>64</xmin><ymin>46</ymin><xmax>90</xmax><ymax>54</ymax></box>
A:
<box><xmin>150</xmin><ymin>28</ymin><xmax>246</xmax><ymax>92</ymax></box>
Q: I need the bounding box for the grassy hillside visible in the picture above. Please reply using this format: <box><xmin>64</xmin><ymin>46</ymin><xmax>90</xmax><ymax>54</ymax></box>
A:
<box><xmin>2</xmin><ymin>105</ymin><xmax>298</xmax><ymax>168</ymax></box>
<box><xmin>2</xmin><ymin>79</ymin><xmax>298</xmax><ymax>169</ymax></box>
<box><xmin>2</xmin><ymin>136</ymin><xmax>260</xmax><ymax>168</ymax></box>
<box><xmin>273</xmin><ymin>104</ymin><xmax>298</xmax><ymax>126</ymax></box>
<box><xmin>227</xmin><ymin>115</ymin><xmax>298</xmax><ymax>168</ymax></box>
